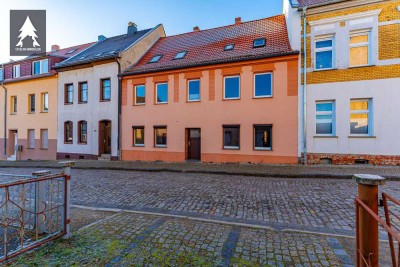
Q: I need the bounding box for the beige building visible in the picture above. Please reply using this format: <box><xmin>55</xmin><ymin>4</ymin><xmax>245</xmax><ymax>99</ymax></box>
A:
<box><xmin>54</xmin><ymin>23</ymin><xmax>165</xmax><ymax>160</ymax></box>
<box><xmin>0</xmin><ymin>44</ymin><xmax>92</xmax><ymax>160</ymax></box>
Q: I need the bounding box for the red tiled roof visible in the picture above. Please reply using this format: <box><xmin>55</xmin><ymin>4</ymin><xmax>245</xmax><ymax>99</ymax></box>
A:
<box><xmin>297</xmin><ymin>0</ymin><xmax>346</xmax><ymax>7</ymax></box>
<box><xmin>124</xmin><ymin>15</ymin><xmax>296</xmax><ymax>75</ymax></box>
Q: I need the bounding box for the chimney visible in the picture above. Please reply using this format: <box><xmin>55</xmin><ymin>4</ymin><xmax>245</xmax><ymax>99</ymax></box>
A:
<box><xmin>193</xmin><ymin>26</ymin><xmax>200</xmax><ymax>32</ymax></box>
<box><xmin>235</xmin><ymin>17</ymin><xmax>242</xmax><ymax>25</ymax></box>
<box><xmin>51</xmin><ymin>44</ymin><xmax>60</xmax><ymax>51</ymax></box>
<box><xmin>127</xmin><ymin>22</ymin><xmax>137</xmax><ymax>35</ymax></box>
<box><xmin>98</xmin><ymin>35</ymin><xmax>106</xmax><ymax>41</ymax></box>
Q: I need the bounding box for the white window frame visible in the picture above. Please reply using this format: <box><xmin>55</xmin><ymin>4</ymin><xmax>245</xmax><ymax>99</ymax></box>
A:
<box><xmin>11</xmin><ymin>96</ymin><xmax>17</xmax><ymax>114</ymax></box>
<box><xmin>223</xmin><ymin>126</ymin><xmax>240</xmax><ymax>150</ymax></box>
<box><xmin>254</xmin><ymin>72</ymin><xmax>273</xmax><ymax>98</ymax></box>
<box><xmin>315</xmin><ymin>101</ymin><xmax>335</xmax><ymax>136</ymax></box>
<box><xmin>155</xmin><ymin>83</ymin><xmax>168</xmax><ymax>104</ymax></box>
<box><xmin>350</xmin><ymin>99</ymin><xmax>372</xmax><ymax>136</ymax></box>
<box><xmin>223</xmin><ymin>75</ymin><xmax>240</xmax><ymax>100</ymax></box>
<box><xmin>187</xmin><ymin>79</ymin><xmax>201</xmax><ymax>102</ymax></box>
<box><xmin>133</xmin><ymin>127</ymin><xmax>145</xmax><ymax>147</ymax></box>
<box><xmin>42</xmin><ymin>92</ymin><xmax>49</xmax><ymax>112</ymax></box>
<box><xmin>314</xmin><ymin>36</ymin><xmax>335</xmax><ymax>70</ymax></box>
<box><xmin>134</xmin><ymin>85</ymin><xmax>146</xmax><ymax>105</ymax></box>
<box><xmin>13</xmin><ymin>65</ymin><xmax>20</xmax><ymax>78</ymax></box>
<box><xmin>32</xmin><ymin>59</ymin><xmax>49</xmax><ymax>75</ymax></box>
<box><xmin>154</xmin><ymin>127</ymin><xmax>167</xmax><ymax>147</ymax></box>
<box><xmin>40</xmin><ymin>129</ymin><xmax>48</xmax><ymax>149</ymax></box>
<box><xmin>349</xmin><ymin>30</ymin><xmax>371</xmax><ymax>67</ymax></box>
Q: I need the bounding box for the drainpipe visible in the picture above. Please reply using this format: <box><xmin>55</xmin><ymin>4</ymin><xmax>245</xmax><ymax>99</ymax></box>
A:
<box><xmin>302</xmin><ymin>7</ymin><xmax>307</xmax><ymax>165</ymax></box>
<box><xmin>116</xmin><ymin>56</ymin><xmax>122</xmax><ymax>160</ymax></box>
<box><xmin>1</xmin><ymin>64</ymin><xmax>6</xmax><ymax>158</ymax></box>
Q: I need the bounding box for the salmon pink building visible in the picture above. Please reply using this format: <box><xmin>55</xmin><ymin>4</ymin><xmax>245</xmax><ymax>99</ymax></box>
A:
<box><xmin>120</xmin><ymin>15</ymin><xmax>299</xmax><ymax>164</ymax></box>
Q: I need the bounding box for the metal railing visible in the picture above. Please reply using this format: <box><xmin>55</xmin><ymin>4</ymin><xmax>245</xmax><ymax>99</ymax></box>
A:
<box><xmin>0</xmin><ymin>163</ymin><xmax>73</xmax><ymax>262</ymax></box>
<box><xmin>382</xmin><ymin>193</ymin><xmax>400</xmax><ymax>267</ymax></box>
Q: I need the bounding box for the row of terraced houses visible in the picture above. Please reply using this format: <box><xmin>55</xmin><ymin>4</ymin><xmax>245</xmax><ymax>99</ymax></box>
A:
<box><xmin>0</xmin><ymin>0</ymin><xmax>399</xmax><ymax>165</ymax></box>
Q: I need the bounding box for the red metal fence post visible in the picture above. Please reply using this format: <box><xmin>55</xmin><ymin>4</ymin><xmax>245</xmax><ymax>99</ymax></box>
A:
<box><xmin>58</xmin><ymin>161</ymin><xmax>75</xmax><ymax>239</ymax></box>
<box><xmin>353</xmin><ymin>174</ymin><xmax>386</xmax><ymax>267</ymax></box>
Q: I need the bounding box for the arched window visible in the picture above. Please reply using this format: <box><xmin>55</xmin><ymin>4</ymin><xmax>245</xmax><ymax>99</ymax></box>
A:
<box><xmin>64</xmin><ymin>121</ymin><xmax>73</xmax><ymax>144</ymax></box>
<box><xmin>78</xmin><ymin>121</ymin><xmax>87</xmax><ymax>144</ymax></box>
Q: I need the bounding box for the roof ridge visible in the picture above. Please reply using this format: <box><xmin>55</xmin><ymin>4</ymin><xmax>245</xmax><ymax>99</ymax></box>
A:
<box><xmin>165</xmin><ymin>14</ymin><xmax>285</xmax><ymax>39</ymax></box>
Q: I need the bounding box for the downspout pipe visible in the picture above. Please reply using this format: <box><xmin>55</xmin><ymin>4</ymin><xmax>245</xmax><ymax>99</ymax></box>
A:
<box><xmin>1</xmin><ymin>64</ymin><xmax>7</xmax><ymax>158</ymax></box>
<box><xmin>302</xmin><ymin>7</ymin><xmax>307</xmax><ymax>165</ymax></box>
<box><xmin>116</xmin><ymin>56</ymin><xmax>122</xmax><ymax>160</ymax></box>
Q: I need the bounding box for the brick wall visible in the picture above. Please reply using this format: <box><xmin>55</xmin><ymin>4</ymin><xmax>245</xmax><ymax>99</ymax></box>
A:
<box><xmin>302</xmin><ymin>0</ymin><xmax>400</xmax><ymax>84</ymax></box>
<box><xmin>306</xmin><ymin>153</ymin><xmax>400</xmax><ymax>166</ymax></box>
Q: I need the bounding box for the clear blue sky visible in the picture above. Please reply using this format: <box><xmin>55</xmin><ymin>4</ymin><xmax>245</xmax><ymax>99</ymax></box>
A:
<box><xmin>0</xmin><ymin>0</ymin><xmax>283</xmax><ymax>63</ymax></box>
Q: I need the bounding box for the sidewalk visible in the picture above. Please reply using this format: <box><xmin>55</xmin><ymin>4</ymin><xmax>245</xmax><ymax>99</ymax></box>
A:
<box><xmin>0</xmin><ymin>160</ymin><xmax>400</xmax><ymax>179</ymax></box>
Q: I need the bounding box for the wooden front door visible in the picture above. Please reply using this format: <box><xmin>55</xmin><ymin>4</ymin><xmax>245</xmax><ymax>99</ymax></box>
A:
<box><xmin>8</xmin><ymin>130</ymin><xmax>17</xmax><ymax>156</ymax></box>
<box><xmin>187</xmin><ymin>129</ymin><xmax>201</xmax><ymax>161</ymax></box>
<box><xmin>99</xmin><ymin>121</ymin><xmax>111</xmax><ymax>155</ymax></box>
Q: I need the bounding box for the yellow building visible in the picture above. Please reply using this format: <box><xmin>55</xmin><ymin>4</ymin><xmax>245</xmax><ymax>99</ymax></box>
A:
<box><xmin>284</xmin><ymin>0</ymin><xmax>400</xmax><ymax>165</ymax></box>
<box><xmin>0</xmin><ymin>43</ymin><xmax>93</xmax><ymax>160</ymax></box>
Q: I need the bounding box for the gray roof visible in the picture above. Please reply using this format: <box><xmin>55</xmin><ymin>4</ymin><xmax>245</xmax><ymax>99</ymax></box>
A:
<box><xmin>55</xmin><ymin>28</ymin><xmax>153</xmax><ymax>68</ymax></box>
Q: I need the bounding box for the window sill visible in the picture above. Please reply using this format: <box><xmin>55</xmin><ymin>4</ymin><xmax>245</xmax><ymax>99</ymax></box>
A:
<box><xmin>313</xmin><ymin>68</ymin><xmax>337</xmax><ymax>72</ymax></box>
<box><xmin>134</xmin><ymin>103</ymin><xmax>146</xmax><ymax>106</ymax></box>
<box><xmin>222</xmin><ymin>98</ymin><xmax>240</xmax><ymax>101</ymax></box>
<box><xmin>348</xmin><ymin>64</ymin><xmax>375</xmax><ymax>69</ymax></box>
<box><xmin>40</xmin><ymin>148</ymin><xmax>48</xmax><ymax>150</ymax></box>
<box><xmin>254</xmin><ymin>147</ymin><xmax>272</xmax><ymax>151</ymax></box>
<box><xmin>40</xmin><ymin>111</ymin><xmax>49</xmax><ymax>113</ymax></box>
<box><xmin>64</xmin><ymin>142</ymin><xmax>73</xmax><ymax>145</ymax></box>
<box><xmin>187</xmin><ymin>100</ymin><xmax>201</xmax><ymax>103</ymax></box>
<box><xmin>154</xmin><ymin>145</ymin><xmax>167</xmax><ymax>148</ymax></box>
<box><xmin>348</xmin><ymin>135</ymin><xmax>376</xmax><ymax>138</ymax></box>
<box><xmin>100</xmin><ymin>99</ymin><xmax>111</xmax><ymax>102</ymax></box>
<box><xmin>155</xmin><ymin>102</ymin><xmax>168</xmax><ymax>105</ymax></box>
<box><xmin>64</xmin><ymin>103</ymin><xmax>73</xmax><ymax>105</ymax></box>
<box><xmin>78</xmin><ymin>102</ymin><xmax>88</xmax><ymax>104</ymax></box>
<box><xmin>27</xmin><ymin>148</ymin><xmax>35</xmax><ymax>150</ymax></box>
<box><xmin>28</xmin><ymin>112</ymin><xmax>35</xmax><ymax>114</ymax></box>
<box><xmin>314</xmin><ymin>135</ymin><xmax>338</xmax><ymax>138</ymax></box>
<box><xmin>78</xmin><ymin>142</ymin><xmax>87</xmax><ymax>145</ymax></box>
<box><xmin>253</xmin><ymin>95</ymin><xmax>273</xmax><ymax>99</ymax></box>
<box><xmin>10</xmin><ymin>113</ymin><xmax>17</xmax><ymax>115</ymax></box>
<box><xmin>223</xmin><ymin>147</ymin><xmax>240</xmax><ymax>150</ymax></box>
<box><xmin>133</xmin><ymin>144</ymin><xmax>145</xmax><ymax>147</ymax></box>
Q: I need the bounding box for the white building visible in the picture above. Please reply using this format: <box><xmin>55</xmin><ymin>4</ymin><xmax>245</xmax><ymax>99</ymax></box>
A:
<box><xmin>284</xmin><ymin>0</ymin><xmax>400</xmax><ymax>165</ymax></box>
<box><xmin>55</xmin><ymin>23</ymin><xmax>165</xmax><ymax>160</ymax></box>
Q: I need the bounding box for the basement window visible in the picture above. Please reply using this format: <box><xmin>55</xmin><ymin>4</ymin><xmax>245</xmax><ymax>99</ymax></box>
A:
<box><xmin>224</xmin><ymin>44</ymin><xmax>234</xmax><ymax>51</ymax></box>
<box><xmin>253</xmin><ymin>38</ymin><xmax>266</xmax><ymax>48</ymax></box>
<box><xmin>355</xmin><ymin>159</ymin><xmax>369</xmax><ymax>165</ymax></box>
<box><xmin>149</xmin><ymin>55</ymin><xmax>162</xmax><ymax>63</ymax></box>
<box><xmin>174</xmin><ymin>51</ymin><xmax>187</xmax><ymax>60</ymax></box>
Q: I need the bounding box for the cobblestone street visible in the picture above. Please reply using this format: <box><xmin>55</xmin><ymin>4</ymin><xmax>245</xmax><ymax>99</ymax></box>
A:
<box><xmin>1</xmin><ymin>167</ymin><xmax>399</xmax><ymax>266</ymax></box>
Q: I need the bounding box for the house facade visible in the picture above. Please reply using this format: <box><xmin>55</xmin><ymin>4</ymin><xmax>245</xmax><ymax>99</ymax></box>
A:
<box><xmin>285</xmin><ymin>0</ymin><xmax>400</xmax><ymax>165</ymax></box>
<box><xmin>120</xmin><ymin>16</ymin><xmax>299</xmax><ymax>164</ymax></box>
<box><xmin>0</xmin><ymin>43</ymin><xmax>92</xmax><ymax>160</ymax></box>
<box><xmin>54</xmin><ymin>23</ymin><xmax>165</xmax><ymax>160</ymax></box>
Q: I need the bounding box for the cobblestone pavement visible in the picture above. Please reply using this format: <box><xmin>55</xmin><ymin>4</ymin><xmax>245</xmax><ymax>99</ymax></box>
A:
<box><xmin>9</xmin><ymin>212</ymin><xmax>361</xmax><ymax>266</ymax></box>
<box><xmin>1</xmin><ymin>167</ymin><xmax>399</xmax><ymax>237</ymax></box>
<box><xmin>0</xmin><ymin>160</ymin><xmax>400</xmax><ymax>179</ymax></box>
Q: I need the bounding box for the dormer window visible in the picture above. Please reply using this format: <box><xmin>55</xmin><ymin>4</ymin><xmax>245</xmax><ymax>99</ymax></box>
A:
<box><xmin>79</xmin><ymin>56</ymin><xmax>86</xmax><ymax>60</ymax></box>
<box><xmin>174</xmin><ymin>51</ymin><xmax>187</xmax><ymax>60</ymax></box>
<box><xmin>95</xmin><ymin>53</ymin><xmax>102</xmax><ymax>57</ymax></box>
<box><xmin>109</xmin><ymin>50</ymin><xmax>116</xmax><ymax>54</ymax></box>
<box><xmin>253</xmin><ymin>38</ymin><xmax>266</xmax><ymax>48</ymax></box>
<box><xmin>149</xmin><ymin>55</ymin><xmax>162</xmax><ymax>63</ymax></box>
<box><xmin>224</xmin><ymin>44</ymin><xmax>234</xmax><ymax>51</ymax></box>
<box><xmin>66</xmin><ymin>49</ymin><xmax>77</xmax><ymax>54</ymax></box>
